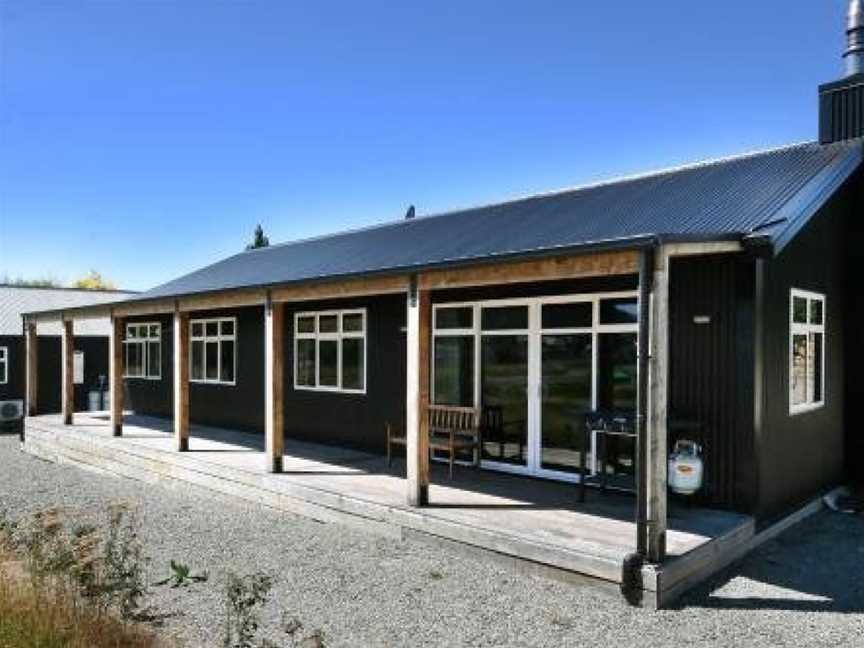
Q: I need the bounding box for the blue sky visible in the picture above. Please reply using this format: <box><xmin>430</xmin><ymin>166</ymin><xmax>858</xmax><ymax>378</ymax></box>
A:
<box><xmin>0</xmin><ymin>1</ymin><xmax>850</xmax><ymax>291</ymax></box>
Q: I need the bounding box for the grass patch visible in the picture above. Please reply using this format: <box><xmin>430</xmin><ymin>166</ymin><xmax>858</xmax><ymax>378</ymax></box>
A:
<box><xmin>0</xmin><ymin>553</ymin><xmax>159</xmax><ymax>648</ymax></box>
<box><xmin>0</xmin><ymin>505</ymin><xmax>160</xmax><ymax>648</ymax></box>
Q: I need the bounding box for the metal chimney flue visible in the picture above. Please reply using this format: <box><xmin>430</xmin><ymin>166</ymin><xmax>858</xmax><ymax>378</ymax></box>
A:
<box><xmin>845</xmin><ymin>0</ymin><xmax>864</xmax><ymax>75</ymax></box>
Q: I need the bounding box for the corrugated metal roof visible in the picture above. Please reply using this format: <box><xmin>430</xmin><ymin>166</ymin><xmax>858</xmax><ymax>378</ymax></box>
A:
<box><xmin>132</xmin><ymin>140</ymin><xmax>861</xmax><ymax>302</ymax></box>
<box><xmin>0</xmin><ymin>286</ymin><xmax>136</xmax><ymax>336</ymax></box>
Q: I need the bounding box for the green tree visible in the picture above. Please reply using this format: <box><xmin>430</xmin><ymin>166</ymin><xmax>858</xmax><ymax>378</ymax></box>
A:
<box><xmin>74</xmin><ymin>271</ymin><xmax>116</xmax><ymax>290</ymax></box>
<box><xmin>0</xmin><ymin>275</ymin><xmax>63</xmax><ymax>288</ymax></box>
<box><xmin>245</xmin><ymin>224</ymin><xmax>270</xmax><ymax>250</ymax></box>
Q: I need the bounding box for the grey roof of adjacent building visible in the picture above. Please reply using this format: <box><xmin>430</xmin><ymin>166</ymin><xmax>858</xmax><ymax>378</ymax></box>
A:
<box><xmin>0</xmin><ymin>286</ymin><xmax>137</xmax><ymax>336</ymax></box>
<box><xmin>130</xmin><ymin>139</ymin><xmax>861</xmax><ymax>303</ymax></box>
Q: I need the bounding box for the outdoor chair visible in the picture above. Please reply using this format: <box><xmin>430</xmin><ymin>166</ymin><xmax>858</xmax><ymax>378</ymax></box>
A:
<box><xmin>386</xmin><ymin>405</ymin><xmax>482</xmax><ymax>479</ymax></box>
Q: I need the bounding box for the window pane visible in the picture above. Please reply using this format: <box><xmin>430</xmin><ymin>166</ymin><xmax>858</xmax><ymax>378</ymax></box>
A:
<box><xmin>810</xmin><ymin>299</ymin><xmax>823</xmax><ymax>325</ymax></box>
<box><xmin>319</xmin><ymin>315</ymin><xmax>338</xmax><ymax>333</ymax></box>
<box><xmin>542</xmin><ymin>302</ymin><xmax>592</xmax><ymax>329</ymax></box>
<box><xmin>319</xmin><ymin>340</ymin><xmax>338</xmax><ymax>386</ymax></box>
<box><xmin>541</xmin><ymin>334</ymin><xmax>592</xmax><ymax>474</ymax></box>
<box><xmin>128</xmin><ymin>326</ymin><xmax>139</xmax><ymax>339</ymax></box>
<box><xmin>341</xmin><ymin>338</ymin><xmax>364</xmax><ymax>390</ymax></box>
<box><xmin>481</xmin><ymin>306</ymin><xmax>528</xmax><ymax>331</ymax></box>
<box><xmin>296</xmin><ymin>339</ymin><xmax>316</xmax><ymax>386</ymax></box>
<box><xmin>205</xmin><ymin>321</ymin><xmax>219</xmax><ymax>337</ymax></box>
<box><xmin>597</xmin><ymin>333</ymin><xmax>638</xmax><ymax>411</ymax></box>
<box><xmin>342</xmin><ymin>313</ymin><xmax>364</xmax><ymax>333</ymax></box>
<box><xmin>191</xmin><ymin>341</ymin><xmax>204</xmax><ymax>380</ymax></box>
<box><xmin>297</xmin><ymin>316</ymin><xmax>315</xmax><ymax>334</ymax></box>
<box><xmin>435</xmin><ymin>307</ymin><xmax>473</xmax><ymax>330</ymax></box>
<box><xmin>221</xmin><ymin>320</ymin><xmax>234</xmax><ymax>337</ymax></box>
<box><xmin>147</xmin><ymin>341</ymin><xmax>161</xmax><ymax>378</ymax></box>
<box><xmin>433</xmin><ymin>336</ymin><xmax>474</xmax><ymax>406</ymax></box>
<box><xmin>793</xmin><ymin>297</ymin><xmax>808</xmax><ymax>324</ymax></box>
<box><xmin>126</xmin><ymin>343</ymin><xmax>143</xmax><ymax>377</ymax></box>
<box><xmin>148</xmin><ymin>324</ymin><xmax>159</xmax><ymax>338</ymax></box>
<box><xmin>600</xmin><ymin>298</ymin><xmax>638</xmax><ymax>325</ymax></box>
<box><xmin>205</xmin><ymin>341</ymin><xmax>219</xmax><ymax>380</ymax></box>
<box><xmin>220</xmin><ymin>340</ymin><xmax>235</xmax><ymax>382</ymax></box>
<box><xmin>810</xmin><ymin>332</ymin><xmax>823</xmax><ymax>403</ymax></box>
<box><xmin>791</xmin><ymin>334</ymin><xmax>808</xmax><ymax>405</ymax></box>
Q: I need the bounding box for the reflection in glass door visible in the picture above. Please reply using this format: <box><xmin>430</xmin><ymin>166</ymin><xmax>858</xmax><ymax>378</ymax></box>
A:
<box><xmin>540</xmin><ymin>334</ymin><xmax>592</xmax><ymax>473</ymax></box>
<box><xmin>480</xmin><ymin>334</ymin><xmax>529</xmax><ymax>467</ymax></box>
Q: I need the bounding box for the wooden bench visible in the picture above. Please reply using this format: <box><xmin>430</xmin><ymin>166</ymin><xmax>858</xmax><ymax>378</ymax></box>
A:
<box><xmin>386</xmin><ymin>405</ymin><xmax>482</xmax><ymax>479</ymax></box>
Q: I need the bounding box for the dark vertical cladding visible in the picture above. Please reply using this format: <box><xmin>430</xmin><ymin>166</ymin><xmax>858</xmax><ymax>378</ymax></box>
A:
<box><xmin>0</xmin><ymin>336</ymin><xmax>26</xmax><ymax>404</ymax></box>
<box><xmin>757</xmin><ymin>174</ymin><xmax>854</xmax><ymax>520</ymax></box>
<box><xmin>846</xmin><ymin>177</ymin><xmax>864</xmax><ymax>484</ymax></box>
<box><xmin>0</xmin><ymin>334</ymin><xmax>109</xmax><ymax>414</ymax></box>
<box><xmin>819</xmin><ymin>76</ymin><xmax>864</xmax><ymax>144</ymax></box>
<box><xmin>668</xmin><ymin>254</ymin><xmax>756</xmax><ymax>512</ymax></box>
<box><xmin>125</xmin><ymin>306</ymin><xmax>266</xmax><ymax>432</ymax></box>
<box><xmin>124</xmin><ymin>314</ymin><xmax>174</xmax><ymax>418</ymax></box>
<box><xmin>283</xmin><ymin>294</ymin><xmax>406</xmax><ymax>452</ymax></box>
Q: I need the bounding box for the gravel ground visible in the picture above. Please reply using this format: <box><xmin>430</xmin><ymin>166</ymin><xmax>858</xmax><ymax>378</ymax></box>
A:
<box><xmin>1</xmin><ymin>433</ymin><xmax>862</xmax><ymax>647</ymax></box>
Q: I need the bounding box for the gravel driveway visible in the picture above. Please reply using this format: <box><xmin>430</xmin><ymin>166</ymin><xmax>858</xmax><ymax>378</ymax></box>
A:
<box><xmin>1</xmin><ymin>433</ymin><xmax>862</xmax><ymax>647</ymax></box>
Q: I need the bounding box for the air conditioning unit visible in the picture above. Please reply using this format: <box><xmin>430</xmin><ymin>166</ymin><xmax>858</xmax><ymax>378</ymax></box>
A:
<box><xmin>0</xmin><ymin>400</ymin><xmax>24</xmax><ymax>423</ymax></box>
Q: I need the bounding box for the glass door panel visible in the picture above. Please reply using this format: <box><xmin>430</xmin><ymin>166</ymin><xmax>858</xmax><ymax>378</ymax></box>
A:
<box><xmin>596</xmin><ymin>332</ymin><xmax>638</xmax><ymax>482</ymax></box>
<box><xmin>540</xmin><ymin>334</ymin><xmax>592</xmax><ymax>473</ymax></box>
<box><xmin>481</xmin><ymin>335</ymin><xmax>529</xmax><ymax>466</ymax></box>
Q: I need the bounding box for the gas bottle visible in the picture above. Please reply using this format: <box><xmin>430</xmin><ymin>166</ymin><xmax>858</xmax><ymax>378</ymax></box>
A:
<box><xmin>668</xmin><ymin>440</ymin><xmax>704</xmax><ymax>496</ymax></box>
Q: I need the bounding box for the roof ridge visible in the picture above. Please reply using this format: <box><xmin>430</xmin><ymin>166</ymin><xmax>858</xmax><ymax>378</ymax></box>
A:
<box><xmin>244</xmin><ymin>140</ymin><xmax>817</xmax><ymax>255</ymax></box>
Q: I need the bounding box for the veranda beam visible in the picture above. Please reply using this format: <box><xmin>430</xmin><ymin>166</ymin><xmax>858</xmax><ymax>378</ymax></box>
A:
<box><xmin>264</xmin><ymin>294</ymin><xmax>285</xmax><ymax>473</ymax></box>
<box><xmin>110</xmin><ymin>316</ymin><xmax>125</xmax><ymax>436</ymax></box>
<box><xmin>405</xmin><ymin>276</ymin><xmax>431</xmax><ymax>506</ymax></box>
<box><xmin>25</xmin><ymin>321</ymin><xmax>38</xmax><ymax>417</ymax></box>
<box><xmin>646</xmin><ymin>246</ymin><xmax>670</xmax><ymax>563</ymax></box>
<box><xmin>174</xmin><ymin>309</ymin><xmax>190</xmax><ymax>452</ymax></box>
<box><xmin>61</xmin><ymin>319</ymin><xmax>74</xmax><ymax>425</ymax></box>
<box><xmin>419</xmin><ymin>250</ymin><xmax>640</xmax><ymax>290</ymax></box>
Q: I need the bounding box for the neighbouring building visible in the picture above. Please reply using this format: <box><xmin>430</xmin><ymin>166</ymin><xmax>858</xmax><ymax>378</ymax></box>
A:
<box><xmin>0</xmin><ymin>285</ymin><xmax>136</xmax><ymax>428</ymax></box>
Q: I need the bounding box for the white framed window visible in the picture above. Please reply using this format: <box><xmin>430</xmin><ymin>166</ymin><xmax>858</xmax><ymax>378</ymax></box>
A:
<box><xmin>190</xmin><ymin>317</ymin><xmax>237</xmax><ymax>385</ymax></box>
<box><xmin>789</xmin><ymin>288</ymin><xmax>826</xmax><ymax>415</ymax></box>
<box><xmin>0</xmin><ymin>346</ymin><xmax>7</xmax><ymax>384</ymax></box>
<box><xmin>124</xmin><ymin>323</ymin><xmax>162</xmax><ymax>379</ymax></box>
<box><xmin>294</xmin><ymin>309</ymin><xmax>366</xmax><ymax>394</ymax></box>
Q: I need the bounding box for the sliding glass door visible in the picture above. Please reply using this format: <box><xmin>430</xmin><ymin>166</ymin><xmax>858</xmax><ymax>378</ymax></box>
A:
<box><xmin>431</xmin><ymin>293</ymin><xmax>639</xmax><ymax>481</ymax></box>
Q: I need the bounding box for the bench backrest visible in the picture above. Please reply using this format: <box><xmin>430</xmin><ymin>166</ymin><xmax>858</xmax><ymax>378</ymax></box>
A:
<box><xmin>427</xmin><ymin>405</ymin><xmax>480</xmax><ymax>436</ymax></box>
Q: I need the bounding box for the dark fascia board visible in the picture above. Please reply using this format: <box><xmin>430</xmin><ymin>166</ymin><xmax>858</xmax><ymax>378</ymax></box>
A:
<box><xmin>741</xmin><ymin>142</ymin><xmax>863</xmax><ymax>253</ymax></box>
<box><xmin>761</xmin><ymin>142</ymin><xmax>863</xmax><ymax>256</ymax></box>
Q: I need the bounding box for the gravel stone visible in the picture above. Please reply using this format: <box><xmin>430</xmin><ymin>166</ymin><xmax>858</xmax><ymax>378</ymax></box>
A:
<box><xmin>1</xmin><ymin>433</ymin><xmax>862</xmax><ymax>647</ymax></box>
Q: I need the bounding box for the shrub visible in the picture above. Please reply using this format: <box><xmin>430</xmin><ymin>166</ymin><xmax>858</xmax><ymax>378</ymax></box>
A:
<box><xmin>222</xmin><ymin>571</ymin><xmax>273</xmax><ymax>648</ymax></box>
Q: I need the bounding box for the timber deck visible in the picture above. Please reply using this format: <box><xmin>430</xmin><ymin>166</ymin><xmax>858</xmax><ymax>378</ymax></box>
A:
<box><xmin>23</xmin><ymin>413</ymin><xmax>755</xmax><ymax>607</ymax></box>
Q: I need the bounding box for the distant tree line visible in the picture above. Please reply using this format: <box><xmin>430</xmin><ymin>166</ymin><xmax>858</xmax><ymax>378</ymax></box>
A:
<box><xmin>1</xmin><ymin>270</ymin><xmax>116</xmax><ymax>290</ymax></box>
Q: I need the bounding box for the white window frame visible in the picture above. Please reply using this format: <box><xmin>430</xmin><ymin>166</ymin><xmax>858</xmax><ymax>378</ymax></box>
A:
<box><xmin>0</xmin><ymin>346</ymin><xmax>7</xmax><ymax>384</ymax></box>
<box><xmin>431</xmin><ymin>291</ymin><xmax>639</xmax><ymax>481</ymax></box>
<box><xmin>293</xmin><ymin>309</ymin><xmax>367</xmax><ymax>395</ymax></box>
<box><xmin>789</xmin><ymin>288</ymin><xmax>826</xmax><ymax>415</ymax></box>
<box><xmin>123</xmin><ymin>322</ymin><xmax>162</xmax><ymax>380</ymax></box>
<box><xmin>190</xmin><ymin>316</ymin><xmax>237</xmax><ymax>386</ymax></box>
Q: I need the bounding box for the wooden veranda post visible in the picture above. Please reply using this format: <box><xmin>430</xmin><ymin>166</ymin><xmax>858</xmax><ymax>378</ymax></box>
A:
<box><xmin>25</xmin><ymin>321</ymin><xmax>38</xmax><ymax>417</ymax></box>
<box><xmin>110</xmin><ymin>316</ymin><xmax>125</xmax><ymax>436</ymax></box>
<box><xmin>406</xmin><ymin>276</ymin><xmax>431</xmax><ymax>506</ymax></box>
<box><xmin>646</xmin><ymin>246</ymin><xmax>670</xmax><ymax>563</ymax></box>
<box><xmin>264</xmin><ymin>294</ymin><xmax>285</xmax><ymax>473</ymax></box>
<box><xmin>174</xmin><ymin>309</ymin><xmax>190</xmax><ymax>452</ymax></box>
<box><xmin>61</xmin><ymin>318</ymin><xmax>74</xmax><ymax>425</ymax></box>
